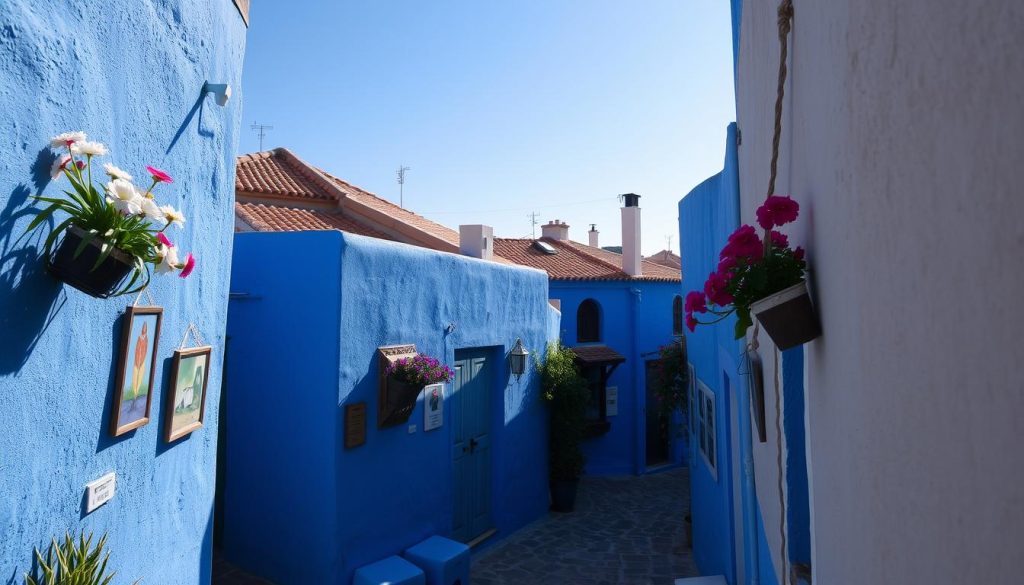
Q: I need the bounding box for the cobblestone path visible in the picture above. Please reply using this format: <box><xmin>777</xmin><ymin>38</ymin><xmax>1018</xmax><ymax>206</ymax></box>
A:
<box><xmin>471</xmin><ymin>466</ymin><xmax>698</xmax><ymax>585</ymax></box>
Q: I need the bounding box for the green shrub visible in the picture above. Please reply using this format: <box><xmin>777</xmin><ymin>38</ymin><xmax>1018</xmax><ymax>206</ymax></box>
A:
<box><xmin>25</xmin><ymin>532</ymin><xmax>137</xmax><ymax>585</ymax></box>
<box><xmin>537</xmin><ymin>342</ymin><xmax>589</xmax><ymax>480</ymax></box>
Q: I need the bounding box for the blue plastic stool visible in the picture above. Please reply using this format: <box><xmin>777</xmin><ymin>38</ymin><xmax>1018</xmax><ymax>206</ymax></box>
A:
<box><xmin>403</xmin><ymin>535</ymin><xmax>471</xmax><ymax>585</ymax></box>
<box><xmin>353</xmin><ymin>555</ymin><xmax>426</xmax><ymax>585</ymax></box>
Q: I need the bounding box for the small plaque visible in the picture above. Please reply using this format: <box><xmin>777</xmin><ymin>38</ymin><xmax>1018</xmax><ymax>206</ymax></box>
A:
<box><xmin>85</xmin><ymin>472</ymin><xmax>116</xmax><ymax>514</ymax></box>
<box><xmin>344</xmin><ymin>402</ymin><xmax>367</xmax><ymax>449</ymax></box>
<box><xmin>424</xmin><ymin>383</ymin><xmax>444</xmax><ymax>431</ymax></box>
<box><xmin>606</xmin><ymin>386</ymin><xmax>618</xmax><ymax>417</ymax></box>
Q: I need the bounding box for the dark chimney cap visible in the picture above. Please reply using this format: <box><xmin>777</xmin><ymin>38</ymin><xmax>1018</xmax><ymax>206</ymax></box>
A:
<box><xmin>622</xmin><ymin>193</ymin><xmax>641</xmax><ymax>208</ymax></box>
<box><xmin>589</xmin><ymin>224</ymin><xmax>597</xmax><ymax>231</ymax></box>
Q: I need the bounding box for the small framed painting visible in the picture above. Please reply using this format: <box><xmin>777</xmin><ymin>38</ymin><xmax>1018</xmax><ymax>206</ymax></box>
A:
<box><xmin>164</xmin><ymin>346</ymin><xmax>212</xmax><ymax>442</ymax></box>
<box><xmin>110</xmin><ymin>306</ymin><xmax>163</xmax><ymax>436</ymax></box>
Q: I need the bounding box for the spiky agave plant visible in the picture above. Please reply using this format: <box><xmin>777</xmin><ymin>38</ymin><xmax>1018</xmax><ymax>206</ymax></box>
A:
<box><xmin>25</xmin><ymin>532</ymin><xmax>138</xmax><ymax>585</ymax></box>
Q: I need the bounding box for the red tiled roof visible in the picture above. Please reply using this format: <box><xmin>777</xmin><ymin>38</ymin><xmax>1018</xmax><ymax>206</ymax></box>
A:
<box><xmin>493</xmin><ymin>238</ymin><xmax>681</xmax><ymax>282</ymax></box>
<box><xmin>571</xmin><ymin>345</ymin><xmax>627</xmax><ymax>364</ymax></box>
<box><xmin>645</xmin><ymin>249</ymin><xmax>682</xmax><ymax>270</ymax></box>
<box><xmin>236</xmin><ymin>150</ymin><xmax>336</xmax><ymax>201</ymax></box>
<box><xmin>235</xmin><ymin>202</ymin><xmax>392</xmax><ymax>239</ymax></box>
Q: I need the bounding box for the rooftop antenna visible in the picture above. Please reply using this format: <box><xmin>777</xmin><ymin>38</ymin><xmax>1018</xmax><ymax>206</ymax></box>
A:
<box><xmin>396</xmin><ymin>165</ymin><xmax>410</xmax><ymax>208</ymax></box>
<box><xmin>666</xmin><ymin>234</ymin><xmax>674</xmax><ymax>251</ymax></box>
<box><xmin>250</xmin><ymin>121</ymin><xmax>273</xmax><ymax>151</ymax></box>
<box><xmin>528</xmin><ymin>212</ymin><xmax>539</xmax><ymax>239</ymax></box>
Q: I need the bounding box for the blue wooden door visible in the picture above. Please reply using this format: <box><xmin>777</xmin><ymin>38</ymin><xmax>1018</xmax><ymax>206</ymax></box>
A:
<box><xmin>451</xmin><ymin>348</ymin><xmax>492</xmax><ymax>543</ymax></box>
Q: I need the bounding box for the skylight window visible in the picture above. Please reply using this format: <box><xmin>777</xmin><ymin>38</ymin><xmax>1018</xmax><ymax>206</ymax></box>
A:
<box><xmin>533</xmin><ymin>240</ymin><xmax>557</xmax><ymax>255</ymax></box>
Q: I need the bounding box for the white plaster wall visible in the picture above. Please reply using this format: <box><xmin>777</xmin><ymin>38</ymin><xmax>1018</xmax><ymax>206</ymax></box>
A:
<box><xmin>736</xmin><ymin>1</ymin><xmax>1024</xmax><ymax>584</ymax></box>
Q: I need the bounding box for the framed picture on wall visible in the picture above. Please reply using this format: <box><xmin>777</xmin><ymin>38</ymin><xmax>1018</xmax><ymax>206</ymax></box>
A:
<box><xmin>110</xmin><ymin>306</ymin><xmax>163</xmax><ymax>436</ymax></box>
<box><xmin>164</xmin><ymin>346</ymin><xmax>212</xmax><ymax>442</ymax></box>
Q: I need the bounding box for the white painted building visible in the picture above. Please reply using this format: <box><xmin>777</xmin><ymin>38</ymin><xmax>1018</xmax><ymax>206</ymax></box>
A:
<box><xmin>735</xmin><ymin>1</ymin><xmax>1024</xmax><ymax>584</ymax></box>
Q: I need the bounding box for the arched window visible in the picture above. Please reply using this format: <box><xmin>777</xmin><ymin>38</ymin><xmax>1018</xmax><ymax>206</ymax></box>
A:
<box><xmin>672</xmin><ymin>295</ymin><xmax>683</xmax><ymax>335</ymax></box>
<box><xmin>577</xmin><ymin>299</ymin><xmax>601</xmax><ymax>342</ymax></box>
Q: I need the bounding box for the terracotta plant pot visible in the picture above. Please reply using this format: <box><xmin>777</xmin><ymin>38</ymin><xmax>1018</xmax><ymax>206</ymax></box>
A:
<box><xmin>550</xmin><ymin>478</ymin><xmax>579</xmax><ymax>513</ymax></box>
<box><xmin>749</xmin><ymin>280</ymin><xmax>821</xmax><ymax>350</ymax></box>
<box><xmin>47</xmin><ymin>225</ymin><xmax>135</xmax><ymax>298</ymax></box>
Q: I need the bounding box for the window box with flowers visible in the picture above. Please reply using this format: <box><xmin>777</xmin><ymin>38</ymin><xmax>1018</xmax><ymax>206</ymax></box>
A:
<box><xmin>379</xmin><ymin>351</ymin><xmax>453</xmax><ymax>427</ymax></box>
<box><xmin>685</xmin><ymin>195</ymin><xmax>820</xmax><ymax>350</ymax></box>
<box><xmin>27</xmin><ymin>132</ymin><xmax>194</xmax><ymax>298</ymax></box>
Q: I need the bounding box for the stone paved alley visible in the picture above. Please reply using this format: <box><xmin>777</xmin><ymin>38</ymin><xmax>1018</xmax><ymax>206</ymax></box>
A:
<box><xmin>471</xmin><ymin>467</ymin><xmax>698</xmax><ymax>585</ymax></box>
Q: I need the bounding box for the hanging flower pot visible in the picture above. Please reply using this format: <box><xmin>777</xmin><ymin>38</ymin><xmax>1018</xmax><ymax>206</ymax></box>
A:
<box><xmin>379</xmin><ymin>352</ymin><xmax>453</xmax><ymax>427</ymax></box>
<box><xmin>47</xmin><ymin>225</ymin><xmax>135</xmax><ymax>298</ymax></box>
<box><xmin>685</xmin><ymin>195</ymin><xmax>822</xmax><ymax>348</ymax></box>
<box><xmin>749</xmin><ymin>280</ymin><xmax>820</xmax><ymax>350</ymax></box>
<box><xmin>26</xmin><ymin>131</ymin><xmax>197</xmax><ymax>298</ymax></box>
<box><xmin>379</xmin><ymin>376</ymin><xmax>426</xmax><ymax>427</ymax></box>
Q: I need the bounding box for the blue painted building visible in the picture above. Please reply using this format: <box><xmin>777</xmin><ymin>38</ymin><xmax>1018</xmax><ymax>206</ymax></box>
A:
<box><xmin>678</xmin><ymin>2</ymin><xmax>812</xmax><ymax>583</ymax></box>
<box><xmin>495</xmin><ymin>202</ymin><xmax>686</xmax><ymax>476</ymax></box>
<box><xmin>222</xmin><ymin>151</ymin><xmax>560</xmax><ymax>583</ymax></box>
<box><xmin>0</xmin><ymin>1</ymin><xmax>247</xmax><ymax>582</ymax></box>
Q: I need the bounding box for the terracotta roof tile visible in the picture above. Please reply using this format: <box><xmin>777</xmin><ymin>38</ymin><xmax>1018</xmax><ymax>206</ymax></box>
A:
<box><xmin>493</xmin><ymin>238</ymin><xmax>681</xmax><ymax>282</ymax></box>
<box><xmin>571</xmin><ymin>345</ymin><xmax>627</xmax><ymax>364</ymax></box>
<box><xmin>645</xmin><ymin>249</ymin><xmax>682</xmax><ymax>269</ymax></box>
<box><xmin>236</xmin><ymin>150</ymin><xmax>336</xmax><ymax>201</ymax></box>
<box><xmin>235</xmin><ymin>201</ymin><xmax>393</xmax><ymax>240</ymax></box>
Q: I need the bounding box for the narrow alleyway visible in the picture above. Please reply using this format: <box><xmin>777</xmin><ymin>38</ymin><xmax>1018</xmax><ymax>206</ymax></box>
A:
<box><xmin>471</xmin><ymin>466</ymin><xmax>698</xmax><ymax>585</ymax></box>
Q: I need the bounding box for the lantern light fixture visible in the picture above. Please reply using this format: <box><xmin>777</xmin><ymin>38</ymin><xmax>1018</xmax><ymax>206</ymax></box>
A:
<box><xmin>509</xmin><ymin>337</ymin><xmax>529</xmax><ymax>381</ymax></box>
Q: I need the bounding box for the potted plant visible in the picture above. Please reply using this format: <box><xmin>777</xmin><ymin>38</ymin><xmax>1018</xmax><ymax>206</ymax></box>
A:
<box><xmin>538</xmin><ymin>342</ymin><xmax>589</xmax><ymax>512</ymax></box>
<box><xmin>653</xmin><ymin>341</ymin><xmax>689</xmax><ymax>432</ymax></box>
<box><xmin>27</xmin><ymin>131</ymin><xmax>194</xmax><ymax>298</ymax></box>
<box><xmin>25</xmin><ymin>531</ymin><xmax>139</xmax><ymax>585</ymax></box>
<box><xmin>382</xmin><ymin>353</ymin><xmax>453</xmax><ymax>426</ymax></box>
<box><xmin>684</xmin><ymin>195</ymin><xmax>820</xmax><ymax>350</ymax></box>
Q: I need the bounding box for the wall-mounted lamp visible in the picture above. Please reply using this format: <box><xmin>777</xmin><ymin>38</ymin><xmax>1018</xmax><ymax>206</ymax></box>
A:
<box><xmin>203</xmin><ymin>82</ymin><xmax>232</xmax><ymax>106</ymax></box>
<box><xmin>509</xmin><ymin>338</ymin><xmax>529</xmax><ymax>381</ymax></box>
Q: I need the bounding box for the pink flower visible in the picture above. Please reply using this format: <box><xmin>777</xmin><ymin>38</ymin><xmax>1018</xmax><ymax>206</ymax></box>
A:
<box><xmin>770</xmin><ymin>230</ymin><xmax>789</xmax><ymax>249</ymax></box>
<box><xmin>720</xmin><ymin>225</ymin><xmax>763</xmax><ymax>260</ymax></box>
<box><xmin>704</xmin><ymin>270</ymin><xmax>734</xmax><ymax>307</ymax></box>
<box><xmin>146</xmin><ymin>166</ymin><xmax>173</xmax><ymax>184</ymax></box>
<box><xmin>686</xmin><ymin>313</ymin><xmax>698</xmax><ymax>332</ymax></box>
<box><xmin>717</xmin><ymin>255</ymin><xmax>737</xmax><ymax>273</ymax></box>
<box><xmin>794</xmin><ymin>247</ymin><xmax>805</xmax><ymax>261</ymax></box>
<box><xmin>685</xmin><ymin>291</ymin><xmax>707</xmax><ymax>314</ymax></box>
<box><xmin>178</xmin><ymin>253</ymin><xmax>195</xmax><ymax>278</ymax></box>
<box><xmin>756</xmin><ymin>195</ymin><xmax>799</xmax><ymax>230</ymax></box>
<box><xmin>156</xmin><ymin>232</ymin><xmax>174</xmax><ymax>247</ymax></box>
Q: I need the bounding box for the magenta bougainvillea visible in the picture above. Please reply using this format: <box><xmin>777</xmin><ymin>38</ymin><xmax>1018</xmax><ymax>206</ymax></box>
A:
<box><xmin>686</xmin><ymin>195</ymin><xmax>807</xmax><ymax>339</ymax></box>
<box><xmin>386</xmin><ymin>353</ymin><xmax>454</xmax><ymax>387</ymax></box>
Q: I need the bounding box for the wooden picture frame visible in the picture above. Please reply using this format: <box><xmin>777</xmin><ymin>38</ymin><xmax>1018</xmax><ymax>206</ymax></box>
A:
<box><xmin>746</xmin><ymin>349</ymin><xmax>767</xmax><ymax>443</ymax></box>
<box><xmin>110</xmin><ymin>306</ymin><xmax>163</xmax><ymax>436</ymax></box>
<box><xmin>164</xmin><ymin>346</ymin><xmax>212</xmax><ymax>442</ymax></box>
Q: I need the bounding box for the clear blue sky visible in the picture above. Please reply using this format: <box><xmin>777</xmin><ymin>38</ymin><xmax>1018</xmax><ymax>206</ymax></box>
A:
<box><xmin>240</xmin><ymin>1</ymin><xmax>735</xmax><ymax>255</ymax></box>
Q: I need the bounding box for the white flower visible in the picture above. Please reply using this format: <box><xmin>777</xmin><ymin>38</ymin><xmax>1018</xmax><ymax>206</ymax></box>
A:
<box><xmin>105</xmin><ymin>178</ymin><xmax>143</xmax><ymax>215</ymax></box>
<box><xmin>49</xmin><ymin>131</ymin><xmax>87</xmax><ymax>149</ymax></box>
<box><xmin>103</xmin><ymin>163</ymin><xmax>133</xmax><ymax>181</ymax></box>
<box><xmin>154</xmin><ymin>244</ymin><xmax>180</xmax><ymax>275</ymax></box>
<box><xmin>160</xmin><ymin>205</ymin><xmax>186</xmax><ymax>229</ymax></box>
<box><xmin>140</xmin><ymin>197</ymin><xmax>165</xmax><ymax>223</ymax></box>
<box><xmin>71</xmin><ymin>140</ymin><xmax>108</xmax><ymax>157</ymax></box>
<box><xmin>50</xmin><ymin>155</ymin><xmax>71</xmax><ymax>180</ymax></box>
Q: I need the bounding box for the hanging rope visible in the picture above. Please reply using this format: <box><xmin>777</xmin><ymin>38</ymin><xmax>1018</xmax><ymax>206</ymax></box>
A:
<box><xmin>767</xmin><ymin>0</ymin><xmax>794</xmax><ymax>201</ymax></box>
<box><xmin>132</xmin><ymin>288</ymin><xmax>155</xmax><ymax>307</ymax></box>
<box><xmin>178</xmin><ymin>323</ymin><xmax>207</xmax><ymax>350</ymax></box>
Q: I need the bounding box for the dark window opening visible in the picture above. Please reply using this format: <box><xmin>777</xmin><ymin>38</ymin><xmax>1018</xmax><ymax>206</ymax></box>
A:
<box><xmin>577</xmin><ymin>299</ymin><xmax>601</xmax><ymax>342</ymax></box>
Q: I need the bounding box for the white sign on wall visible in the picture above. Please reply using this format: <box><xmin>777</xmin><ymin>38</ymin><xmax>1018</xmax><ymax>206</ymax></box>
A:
<box><xmin>606</xmin><ymin>386</ymin><xmax>618</xmax><ymax>417</ymax></box>
<box><xmin>424</xmin><ymin>383</ymin><xmax>444</xmax><ymax>431</ymax></box>
<box><xmin>85</xmin><ymin>472</ymin><xmax>116</xmax><ymax>514</ymax></box>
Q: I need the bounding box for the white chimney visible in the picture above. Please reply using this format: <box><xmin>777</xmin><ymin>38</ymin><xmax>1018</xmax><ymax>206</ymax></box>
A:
<box><xmin>621</xmin><ymin>194</ymin><xmax>642</xmax><ymax>276</ymax></box>
<box><xmin>541</xmin><ymin>219</ymin><xmax>569</xmax><ymax>241</ymax></box>
<box><xmin>459</xmin><ymin>224</ymin><xmax>494</xmax><ymax>260</ymax></box>
<box><xmin>588</xmin><ymin>224</ymin><xmax>599</xmax><ymax>247</ymax></box>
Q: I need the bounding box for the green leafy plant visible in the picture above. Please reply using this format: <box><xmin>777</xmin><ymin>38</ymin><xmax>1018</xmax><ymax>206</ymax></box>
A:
<box><xmin>25</xmin><ymin>531</ymin><xmax>138</xmax><ymax>585</ymax></box>
<box><xmin>537</xmin><ymin>342</ymin><xmax>589</xmax><ymax>480</ymax></box>
<box><xmin>27</xmin><ymin>131</ymin><xmax>194</xmax><ymax>296</ymax></box>
<box><xmin>653</xmin><ymin>341</ymin><xmax>689</xmax><ymax>424</ymax></box>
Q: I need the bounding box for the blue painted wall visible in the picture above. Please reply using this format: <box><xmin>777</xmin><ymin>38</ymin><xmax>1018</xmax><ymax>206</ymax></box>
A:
<box><xmin>679</xmin><ymin>123</ymin><xmax>744</xmax><ymax>582</ymax></box>
<box><xmin>782</xmin><ymin>348</ymin><xmax>811</xmax><ymax>568</ymax></box>
<box><xmin>0</xmin><ymin>2</ymin><xmax>247</xmax><ymax>582</ymax></box>
<box><xmin>550</xmin><ymin>279</ymin><xmax>684</xmax><ymax>476</ymax></box>
<box><xmin>223</xmin><ymin>231</ymin><xmax>558</xmax><ymax>585</ymax></box>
